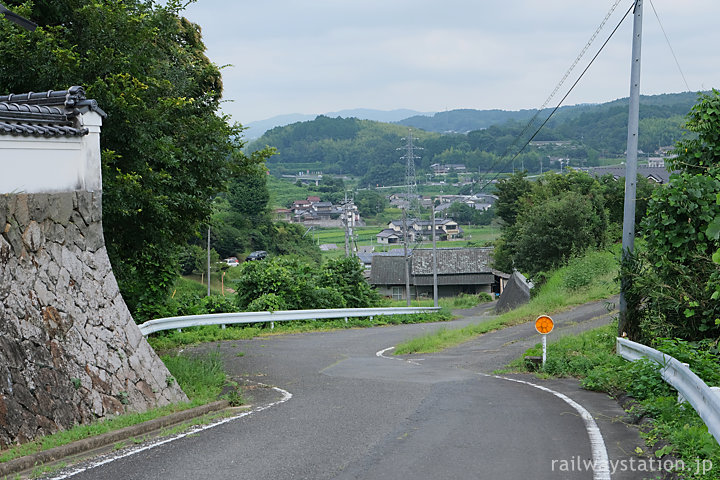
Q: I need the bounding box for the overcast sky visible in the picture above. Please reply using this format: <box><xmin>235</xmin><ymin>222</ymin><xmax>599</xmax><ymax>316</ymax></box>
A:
<box><xmin>182</xmin><ymin>0</ymin><xmax>719</xmax><ymax>125</ymax></box>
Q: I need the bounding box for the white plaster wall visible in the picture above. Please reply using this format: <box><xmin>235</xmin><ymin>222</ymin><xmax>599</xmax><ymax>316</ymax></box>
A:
<box><xmin>0</xmin><ymin>111</ymin><xmax>103</xmax><ymax>194</ymax></box>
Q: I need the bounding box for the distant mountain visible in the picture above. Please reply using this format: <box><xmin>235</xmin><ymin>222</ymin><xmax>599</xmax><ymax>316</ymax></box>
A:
<box><xmin>243</xmin><ymin>108</ymin><xmax>433</xmax><ymax>139</ymax></box>
<box><xmin>248</xmin><ymin>91</ymin><xmax>700</xmax><ymax>188</ymax></box>
<box><xmin>396</xmin><ymin>92</ymin><xmax>701</xmax><ymax>134</ymax></box>
<box><xmin>397</xmin><ymin>108</ymin><xmax>544</xmax><ymax>133</ymax></box>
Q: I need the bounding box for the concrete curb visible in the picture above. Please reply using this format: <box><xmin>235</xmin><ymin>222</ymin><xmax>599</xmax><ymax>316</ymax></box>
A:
<box><xmin>0</xmin><ymin>400</ymin><xmax>230</xmax><ymax>478</ymax></box>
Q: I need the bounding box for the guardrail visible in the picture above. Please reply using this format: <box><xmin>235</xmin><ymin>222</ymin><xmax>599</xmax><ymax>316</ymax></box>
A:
<box><xmin>139</xmin><ymin>306</ymin><xmax>441</xmax><ymax>336</ymax></box>
<box><xmin>617</xmin><ymin>337</ymin><xmax>720</xmax><ymax>445</ymax></box>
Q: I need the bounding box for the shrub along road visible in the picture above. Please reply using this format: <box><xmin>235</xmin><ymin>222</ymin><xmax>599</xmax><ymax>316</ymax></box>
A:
<box><xmin>46</xmin><ymin>298</ymin><xmax>653</xmax><ymax>480</ymax></box>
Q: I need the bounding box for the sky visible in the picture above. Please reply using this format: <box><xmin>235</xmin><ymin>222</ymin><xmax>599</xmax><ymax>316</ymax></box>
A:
<box><xmin>181</xmin><ymin>0</ymin><xmax>719</xmax><ymax>126</ymax></box>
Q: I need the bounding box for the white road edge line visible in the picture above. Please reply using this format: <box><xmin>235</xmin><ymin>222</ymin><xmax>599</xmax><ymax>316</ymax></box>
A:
<box><xmin>376</xmin><ymin>346</ymin><xmax>422</xmax><ymax>365</ymax></box>
<box><xmin>479</xmin><ymin>373</ymin><xmax>611</xmax><ymax>480</ymax></box>
<box><xmin>376</xmin><ymin>346</ymin><xmax>611</xmax><ymax>480</ymax></box>
<box><xmin>376</xmin><ymin>346</ymin><xmax>397</xmax><ymax>358</ymax></box>
<box><xmin>47</xmin><ymin>384</ymin><xmax>293</xmax><ymax>480</ymax></box>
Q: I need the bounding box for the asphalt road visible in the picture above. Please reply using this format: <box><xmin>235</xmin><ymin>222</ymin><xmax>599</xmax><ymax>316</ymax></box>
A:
<box><xmin>45</xmin><ymin>298</ymin><xmax>658</xmax><ymax>480</ymax></box>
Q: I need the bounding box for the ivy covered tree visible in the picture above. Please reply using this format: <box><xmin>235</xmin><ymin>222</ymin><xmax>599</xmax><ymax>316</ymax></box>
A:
<box><xmin>628</xmin><ymin>90</ymin><xmax>720</xmax><ymax>341</ymax></box>
<box><xmin>0</xmin><ymin>1</ymin><xmax>272</xmax><ymax>317</ymax></box>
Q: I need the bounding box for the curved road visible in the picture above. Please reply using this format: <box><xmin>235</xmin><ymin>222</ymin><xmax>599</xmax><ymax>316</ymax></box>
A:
<box><xmin>47</xmin><ymin>299</ymin><xmax>653</xmax><ymax>480</ymax></box>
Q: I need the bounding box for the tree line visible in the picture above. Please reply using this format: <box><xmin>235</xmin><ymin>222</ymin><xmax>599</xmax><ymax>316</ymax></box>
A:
<box><xmin>248</xmin><ymin>93</ymin><xmax>697</xmax><ymax>187</ymax></box>
<box><xmin>492</xmin><ymin>90</ymin><xmax>720</xmax><ymax>345</ymax></box>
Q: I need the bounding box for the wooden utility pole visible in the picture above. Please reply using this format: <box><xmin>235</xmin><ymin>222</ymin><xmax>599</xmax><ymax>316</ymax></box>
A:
<box><xmin>619</xmin><ymin>0</ymin><xmax>643</xmax><ymax>336</ymax></box>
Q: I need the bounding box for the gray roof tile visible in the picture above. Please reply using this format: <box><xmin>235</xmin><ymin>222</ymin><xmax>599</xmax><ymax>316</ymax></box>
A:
<box><xmin>0</xmin><ymin>86</ymin><xmax>105</xmax><ymax>138</ymax></box>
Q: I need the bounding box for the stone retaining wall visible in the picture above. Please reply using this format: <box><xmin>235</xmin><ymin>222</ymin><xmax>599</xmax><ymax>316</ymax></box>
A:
<box><xmin>0</xmin><ymin>192</ymin><xmax>187</xmax><ymax>448</ymax></box>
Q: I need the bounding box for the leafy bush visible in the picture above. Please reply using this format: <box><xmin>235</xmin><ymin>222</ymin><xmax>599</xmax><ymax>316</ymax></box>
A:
<box><xmin>245</xmin><ymin>293</ymin><xmax>288</xmax><ymax>312</ymax></box>
<box><xmin>235</xmin><ymin>256</ymin><xmax>380</xmax><ymax>311</ymax></box>
<box><xmin>654</xmin><ymin>338</ymin><xmax>720</xmax><ymax>386</ymax></box>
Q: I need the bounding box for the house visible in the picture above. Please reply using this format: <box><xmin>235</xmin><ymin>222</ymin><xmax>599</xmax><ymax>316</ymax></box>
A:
<box><xmin>376</xmin><ymin>229</ymin><xmax>402</xmax><ymax>245</ymax></box>
<box><xmin>430</xmin><ymin>163</ymin><xmax>467</xmax><ymax>175</ymax></box>
<box><xmin>289</xmin><ymin>196</ymin><xmax>362</xmax><ymax>227</ymax></box>
<box><xmin>274</xmin><ymin>208</ymin><xmax>293</xmax><ymax>222</ymax></box>
<box><xmin>583</xmin><ymin>165</ymin><xmax>674</xmax><ymax>184</ymax></box>
<box><xmin>292</xmin><ymin>199</ymin><xmax>312</xmax><ymax>211</ymax></box>
<box><xmin>647</xmin><ymin>157</ymin><xmax>665</xmax><ymax>168</ymax></box>
<box><xmin>312</xmin><ymin>201</ymin><xmax>334</xmax><ymax>213</ymax></box>
<box><xmin>378</xmin><ymin>218</ymin><xmax>462</xmax><ymax>243</ymax></box>
<box><xmin>369</xmin><ymin>248</ymin><xmax>509</xmax><ymax>300</ymax></box>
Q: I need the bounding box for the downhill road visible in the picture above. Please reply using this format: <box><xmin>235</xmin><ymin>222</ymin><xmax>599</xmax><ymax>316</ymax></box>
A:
<box><xmin>46</xmin><ymin>299</ymin><xmax>655</xmax><ymax>480</ymax></box>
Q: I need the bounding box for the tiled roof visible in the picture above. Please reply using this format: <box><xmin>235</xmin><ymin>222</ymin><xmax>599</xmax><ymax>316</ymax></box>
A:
<box><xmin>582</xmin><ymin>165</ymin><xmax>674</xmax><ymax>185</ymax></box>
<box><xmin>369</xmin><ymin>247</ymin><xmax>508</xmax><ymax>286</ymax></box>
<box><xmin>0</xmin><ymin>86</ymin><xmax>106</xmax><ymax>138</ymax></box>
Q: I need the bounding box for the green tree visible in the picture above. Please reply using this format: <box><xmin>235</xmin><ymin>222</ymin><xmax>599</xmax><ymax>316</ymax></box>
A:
<box><xmin>494</xmin><ymin>171</ymin><xmax>532</xmax><ymax>226</ymax></box>
<box><xmin>510</xmin><ymin>192</ymin><xmax>607</xmax><ymax>276</ymax></box>
<box><xmin>318</xmin><ymin>257</ymin><xmax>381</xmax><ymax>308</ymax></box>
<box><xmin>355</xmin><ymin>190</ymin><xmax>388</xmax><ymax>217</ymax></box>
<box><xmin>227</xmin><ymin>165</ymin><xmax>271</xmax><ymax>220</ymax></box>
<box><xmin>0</xmin><ymin>1</ymin><xmax>272</xmax><ymax>317</ymax></box>
<box><xmin>492</xmin><ymin>170</ymin><xmax>608</xmax><ymax>277</ymax></box>
<box><xmin>628</xmin><ymin>90</ymin><xmax>720</xmax><ymax>341</ymax></box>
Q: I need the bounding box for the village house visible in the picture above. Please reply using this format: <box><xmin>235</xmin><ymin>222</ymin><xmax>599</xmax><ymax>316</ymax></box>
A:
<box><xmin>288</xmin><ymin>196</ymin><xmax>361</xmax><ymax>228</ymax></box>
<box><xmin>430</xmin><ymin>163</ymin><xmax>467</xmax><ymax>175</ymax></box>
<box><xmin>376</xmin><ymin>218</ymin><xmax>462</xmax><ymax>244</ymax></box>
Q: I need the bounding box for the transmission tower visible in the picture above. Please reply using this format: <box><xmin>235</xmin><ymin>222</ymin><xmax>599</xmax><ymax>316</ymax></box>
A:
<box><xmin>398</xmin><ymin>130</ymin><xmax>423</xmax><ymax>304</ymax></box>
<box><xmin>398</xmin><ymin>129</ymin><xmax>422</xmax><ymax>216</ymax></box>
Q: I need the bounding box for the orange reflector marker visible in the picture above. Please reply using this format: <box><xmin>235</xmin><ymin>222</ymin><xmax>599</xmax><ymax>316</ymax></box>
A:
<box><xmin>535</xmin><ymin>315</ymin><xmax>554</xmax><ymax>335</ymax></box>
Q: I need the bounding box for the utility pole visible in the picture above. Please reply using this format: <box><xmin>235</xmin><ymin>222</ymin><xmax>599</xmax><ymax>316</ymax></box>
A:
<box><xmin>432</xmin><ymin>202</ymin><xmax>438</xmax><ymax>308</ymax></box>
<box><xmin>343</xmin><ymin>192</ymin><xmax>350</xmax><ymax>257</ymax></box>
<box><xmin>207</xmin><ymin>226</ymin><xmax>211</xmax><ymax>297</ymax></box>
<box><xmin>403</xmin><ymin>208</ymin><xmax>411</xmax><ymax>306</ymax></box>
<box><xmin>619</xmin><ymin>0</ymin><xmax>643</xmax><ymax>337</ymax></box>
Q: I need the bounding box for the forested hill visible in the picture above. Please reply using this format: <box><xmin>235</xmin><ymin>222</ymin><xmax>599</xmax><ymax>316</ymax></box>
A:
<box><xmin>248</xmin><ymin>92</ymin><xmax>701</xmax><ymax>187</ymax></box>
<box><xmin>397</xmin><ymin>91</ymin><xmax>699</xmax><ymax>134</ymax></box>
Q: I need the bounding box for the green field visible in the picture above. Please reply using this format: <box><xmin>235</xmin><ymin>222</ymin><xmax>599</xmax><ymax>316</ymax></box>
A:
<box><xmin>312</xmin><ymin>225</ymin><xmax>501</xmax><ymax>259</ymax></box>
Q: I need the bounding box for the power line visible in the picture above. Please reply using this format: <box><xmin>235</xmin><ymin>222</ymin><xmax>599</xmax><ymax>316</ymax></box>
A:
<box><xmin>648</xmin><ymin>0</ymin><xmax>691</xmax><ymax>92</ymax></box>
<box><xmin>475</xmin><ymin>0</ymin><xmax>625</xmax><ymax>184</ymax></box>
<box><xmin>475</xmin><ymin>0</ymin><xmax>635</xmax><ymax>193</ymax></box>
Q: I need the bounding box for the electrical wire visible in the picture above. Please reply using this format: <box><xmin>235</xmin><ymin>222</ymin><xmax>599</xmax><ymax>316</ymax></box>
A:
<box><xmin>474</xmin><ymin>0</ymin><xmax>626</xmax><ymax>185</ymax></box>
<box><xmin>475</xmin><ymin>0</ymin><xmax>636</xmax><ymax>193</ymax></box>
<box><xmin>648</xmin><ymin>0</ymin><xmax>691</xmax><ymax>92</ymax></box>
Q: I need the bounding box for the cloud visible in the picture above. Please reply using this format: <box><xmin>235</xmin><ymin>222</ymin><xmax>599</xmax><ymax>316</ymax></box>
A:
<box><xmin>183</xmin><ymin>0</ymin><xmax>720</xmax><ymax>123</ymax></box>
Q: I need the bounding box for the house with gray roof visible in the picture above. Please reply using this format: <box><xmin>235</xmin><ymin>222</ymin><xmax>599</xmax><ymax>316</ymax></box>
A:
<box><xmin>582</xmin><ymin>164</ymin><xmax>674</xmax><ymax>184</ymax></box>
<box><xmin>369</xmin><ymin>247</ymin><xmax>509</xmax><ymax>300</ymax></box>
<box><xmin>378</xmin><ymin>218</ymin><xmax>462</xmax><ymax>244</ymax></box>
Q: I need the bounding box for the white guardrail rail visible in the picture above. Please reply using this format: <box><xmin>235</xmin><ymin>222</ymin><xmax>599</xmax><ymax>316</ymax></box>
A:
<box><xmin>617</xmin><ymin>337</ymin><xmax>720</xmax><ymax>445</ymax></box>
<box><xmin>139</xmin><ymin>306</ymin><xmax>441</xmax><ymax>336</ymax></box>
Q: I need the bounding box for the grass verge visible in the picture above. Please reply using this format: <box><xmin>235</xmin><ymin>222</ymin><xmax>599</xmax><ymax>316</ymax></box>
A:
<box><xmin>0</xmin><ymin>350</ymin><xmax>236</xmax><ymax>465</ymax></box>
<box><xmin>386</xmin><ymin>292</ymin><xmax>494</xmax><ymax>310</ymax></box>
<box><xmin>394</xmin><ymin>249</ymin><xmax>618</xmax><ymax>355</ymax></box>
<box><xmin>510</xmin><ymin>322</ymin><xmax>720</xmax><ymax>480</ymax></box>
